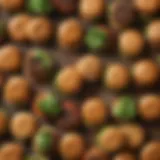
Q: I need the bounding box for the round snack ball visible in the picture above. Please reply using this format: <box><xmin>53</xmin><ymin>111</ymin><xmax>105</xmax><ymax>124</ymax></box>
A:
<box><xmin>26</xmin><ymin>17</ymin><xmax>53</xmax><ymax>43</ymax></box>
<box><xmin>76</xmin><ymin>55</ymin><xmax>102</xmax><ymax>81</ymax></box>
<box><xmin>27</xmin><ymin>0</ymin><xmax>52</xmax><ymax>15</ymax></box>
<box><xmin>79</xmin><ymin>0</ymin><xmax>105</xmax><ymax>21</ymax></box>
<box><xmin>0</xmin><ymin>110</ymin><xmax>8</xmax><ymax>135</ymax></box>
<box><xmin>59</xmin><ymin>133</ymin><xmax>85</xmax><ymax>160</ymax></box>
<box><xmin>140</xmin><ymin>141</ymin><xmax>160</xmax><ymax>160</ymax></box>
<box><xmin>4</xmin><ymin>76</ymin><xmax>30</xmax><ymax>104</ymax></box>
<box><xmin>8</xmin><ymin>14</ymin><xmax>31</xmax><ymax>42</ymax></box>
<box><xmin>33</xmin><ymin>126</ymin><xmax>54</xmax><ymax>153</ymax></box>
<box><xmin>112</xmin><ymin>96</ymin><xmax>137</xmax><ymax>120</ymax></box>
<box><xmin>119</xmin><ymin>29</ymin><xmax>144</xmax><ymax>57</ymax></box>
<box><xmin>0</xmin><ymin>0</ymin><xmax>24</xmax><ymax>11</ymax></box>
<box><xmin>138</xmin><ymin>94</ymin><xmax>160</xmax><ymax>120</ymax></box>
<box><xmin>104</xmin><ymin>63</ymin><xmax>130</xmax><ymax>90</ymax></box>
<box><xmin>134</xmin><ymin>0</ymin><xmax>159</xmax><ymax>15</ymax></box>
<box><xmin>0</xmin><ymin>143</ymin><xmax>24</xmax><ymax>160</ymax></box>
<box><xmin>109</xmin><ymin>0</ymin><xmax>136</xmax><ymax>29</ymax></box>
<box><xmin>83</xmin><ymin>146</ymin><xmax>107</xmax><ymax>160</ymax></box>
<box><xmin>55</xmin><ymin>66</ymin><xmax>83</xmax><ymax>94</ymax></box>
<box><xmin>57</xmin><ymin>18</ymin><xmax>84</xmax><ymax>48</ymax></box>
<box><xmin>82</xmin><ymin>97</ymin><xmax>108</xmax><ymax>126</ymax></box>
<box><xmin>113</xmin><ymin>152</ymin><xmax>136</xmax><ymax>160</ymax></box>
<box><xmin>10</xmin><ymin>112</ymin><xmax>37</xmax><ymax>140</ymax></box>
<box><xmin>97</xmin><ymin>127</ymin><xmax>125</xmax><ymax>152</ymax></box>
<box><xmin>132</xmin><ymin>59</ymin><xmax>159</xmax><ymax>86</ymax></box>
<box><xmin>146</xmin><ymin>20</ymin><xmax>160</xmax><ymax>49</ymax></box>
<box><xmin>0</xmin><ymin>45</ymin><xmax>21</xmax><ymax>72</ymax></box>
<box><xmin>120</xmin><ymin>124</ymin><xmax>145</xmax><ymax>148</ymax></box>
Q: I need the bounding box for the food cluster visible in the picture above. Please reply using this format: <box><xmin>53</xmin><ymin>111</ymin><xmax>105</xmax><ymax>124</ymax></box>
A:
<box><xmin>0</xmin><ymin>0</ymin><xmax>159</xmax><ymax>159</ymax></box>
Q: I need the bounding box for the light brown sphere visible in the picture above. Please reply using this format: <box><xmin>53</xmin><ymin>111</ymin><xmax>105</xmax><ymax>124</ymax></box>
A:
<box><xmin>82</xmin><ymin>97</ymin><xmax>108</xmax><ymax>126</ymax></box>
<box><xmin>26</xmin><ymin>17</ymin><xmax>53</xmax><ymax>43</ymax></box>
<box><xmin>140</xmin><ymin>141</ymin><xmax>160</xmax><ymax>160</ymax></box>
<box><xmin>119</xmin><ymin>29</ymin><xmax>144</xmax><ymax>57</ymax></box>
<box><xmin>57</xmin><ymin>18</ymin><xmax>84</xmax><ymax>48</ymax></box>
<box><xmin>0</xmin><ymin>143</ymin><xmax>24</xmax><ymax>160</ymax></box>
<box><xmin>138</xmin><ymin>94</ymin><xmax>160</xmax><ymax>120</ymax></box>
<box><xmin>76</xmin><ymin>55</ymin><xmax>102</xmax><ymax>81</ymax></box>
<box><xmin>113</xmin><ymin>152</ymin><xmax>136</xmax><ymax>160</ymax></box>
<box><xmin>132</xmin><ymin>60</ymin><xmax>159</xmax><ymax>86</ymax></box>
<box><xmin>59</xmin><ymin>133</ymin><xmax>85</xmax><ymax>160</ymax></box>
<box><xmin>8</xmin><ymin>14</ymin><xmax>31</xmax><ymax>42</ymax></box>
<box><xmin>55</xmin><ymin>66</ymin><xmax>83</xmax><ymax>94</ymax></box>
<box><xmin>134</xmin><ymin>0</ymin><xmax>159</xmax><ymax>15</ymax></box>
<box><xmin>0</xmin><ymin>45</ymin><xmax>21</xmax><ymax>72</ymax></box>
<box><xmin>0</xmin><ymin>111</ymin><xmax>8</xmax><ymax>135</ymax></box>
<box><xmin>97</xmin><ymin>127</ymin><xmax>125</xmax><ymax>152</ymax></box>
<box><xmin>146</xmin><ymin>20</ymin><xmax>160</xmax><ymax>49</ymax></box>
<box><xmin>0</xmin><ymin>0</ymin><xmax>24</xmax><ymax>11</ymax></box>
<box><xmin>10</xmin><ymin>112</ymin><xmax>37</xmax><ymax>140</ymax></box>
<box><xmin>104</xmin><ymin>63</ymin><xmax>130</xmax><ymax>90</ymax></box>
<box><xmin>79</xmin><ymin>0</ymin><xmax>105</xmax><ymax>20</ymax></box>
<box><xmin>120</xmin><ymin>124</ymin><xmax>145</xmax><ymax>148</ymax></box>
<box><xmin>4</xmin><ymin>76</ymin><xmax>30</xmax><ymax>104</ymax></box>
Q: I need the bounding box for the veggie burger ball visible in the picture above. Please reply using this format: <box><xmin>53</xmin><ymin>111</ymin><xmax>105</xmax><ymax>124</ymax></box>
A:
<box><xmin>10</xmin><ymin>112</ymin><xmax>37</xmax><ymax>140</ymax></box>
<box><xmin>97</xmin><ymin>127</ymin><xmax>125</xmax><ymax>152</ymax></box>
<box><xmin>57</xmin><ymin>18</ymin><xmax>84</xmax><ymax>48</ymax></box>
<box><xmin>0</xmin><ymin>0</ymin><xmax>24</xmax><ymax>11</ymax></box>
<box><xmin>26</xmin><ymin>17</ymin><xmax>53</xmax><ymax>43</ymax></box>
<box><xmin>59</xmin><ymin>133</ymin><xmax>85</xmax><ymax>160</ymax></box>
<box><xmin>113</xmin><ymin>152</ymin><xmax>136</xmax><ymax>160</ymax></box>
<box><xmin>119</xmin><ymin>29</ymin><xmax>144</xmax><ymax>57</ymax></box>
<box><xmin>55</xmin><ymin>66</ymin><xmax>83</xmax><ymax>94</ymax></box>
<box><xmin>76</xmin><ymin>55</ymin><xmax>102</xmax><ymax>81</ymax></box>
<box><xmin>0</xmin><ymin>143</ymin><xmax>24</xmax><ymax>160</ymax></box>
<box><xmin>120</xmin><ymin>124</ymin><xmax>145</xmax><ymax>148</ymax></box>
<box><xmin>138</xmin><ymin>94</ymin><xmax>160</xmax><ymax>120</ymax></box>
<box><xmin>146</xmin><ymin>20</ymin><xmax>160</xmax><ymax>49</ymax></box>
<box><xmin>0</xmin><ymin>110</ymin><xmax>8</xmax><ymax>135</ymax></box>
<box><xmin>132</xmin><ymin>59</ymin><xmax>159</xmax><ymax>86</ymax></box>
<box><xmin>82</xmin><ymin>97</ymin><xmax>108</xmax><ymax>126</ymax></box>
<box><xmin>140</xmin><ymin>141</ymin><xmax>160</xmax><ymax>160</ymax></box>
<box><xmin>4</xmin><ymin>76</ymin><xmax>30</xmax><ymax>104</ymax></box>
<box><xmin>0</xmin><ymin>45</ymin><xmax>21</xmax><ymax>72</ymax></box>
<box><xmin>79</xmin><ymin>0</ymin><xmax>105</xmax><ymax>21</ymax></box>
<box><xmin>104</xmin><ymin>63</ymin><xmax>130</xmax><ymax>90</ymax></box>
<box><xmin>134</xmin><ymin>0</ymin><xmax>159</xmax><ymax>15</ymax></box>
<box><xmin>8</xmin><ymin>14</ymin><xmax>31</xmax><ymax>42</ymax></box>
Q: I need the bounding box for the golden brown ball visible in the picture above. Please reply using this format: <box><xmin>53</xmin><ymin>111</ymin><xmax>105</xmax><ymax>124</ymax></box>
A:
<box><xmin>113</xmin><ymin>152</ymin><xmax>136</xmax><ymax>160</ymax></box>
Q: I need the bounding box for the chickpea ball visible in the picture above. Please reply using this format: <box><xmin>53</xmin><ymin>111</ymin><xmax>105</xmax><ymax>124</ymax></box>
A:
<box><xmin>0</xmin><ymin>0</ymin><xmax>24</xmax><ymax>11</ymax></box>
<box><xmin>146</xmin><ymin>20</ymin><xmax>160</xmax><ymax>49</ymax></box>
<box><xmin>113</xmin><ymin>152</ymin><xmax>136</xmax><ymax>160</ymax></box>
<box><xmin>82</xmin><ymin>97</ymin><xmax>108</xmax><ymax>126</ymax></box>
<box><xmin>79</xmin><ymin>0</ymin><xmax>105</xmax><ymax>21</ymax></box>
<box><xmin>134</xmin><ymin>0</ymin><xmax>159</xmax><ymax>15</ymax></box>
<box><xmin>10</xmin><ymin>112</ymin><xmax>37</xmax><ymax>140</ymax></box>
<box><xmin>0</xmin><ymin>110</ymin><xmax>8</xmax><ymax>135</ymax></box>
<box><xmin>27</xmin><ymin>0</ymin><xmax>52</xmax><ymax>15</ymax></box>
<box><xmin>0</xmin><ymin>143</ymin><xmax>24</xmax><ymax>160</ymax></box>
<box><xmin>76</xmin><ymin>55</ymin><xmax>102</xmax><ymax>81</ymax></box>
<box><xmin>4</xmin><ymin>76</ymin><xmax>30</xmax><ymax>104</ymax></box>
<box><xmin>57</xmin><ymin>18</ymin><xmax>84</xmax><ymax>48</ymax></box>
<box><xmin>97</xmin><ymin>127</ymin><xmax>125</xmax><ymax>152</ymax></box>
<box><xmin>55</xmin><ymin>66</ymin><xmax>83</xmax><ymax>94</ymax></box>
<box><xmin>59</xmin><ymin>133</ymin><xmax>85</xmax><ymax>160</ymax></box>
<box><xmin>104</xmin><ymin>63</ymin><xmax>130</xmax><ymax>90</ymax></box>
<box><xmin>132</xmin><ymin>59</ymin><xmax>159</xmax><ymax>86</ymax></box>
<box><xmin>138</xmin><ymin>94</ymin><xmax>160</xmax><ymax>120</ymax></box>
<box><xmin>119</xmin><ymin>29</ymin><xmax>144</xmax><ymax>57</ymax></box>
<box><xmin>0</xmin><ymin>45</ymin><xmax>21</xmax><ymax>72</ymax></box>
<box><xmin>120</xmin><ymin>124</ymin><xmax>145</xmax><ymax>148</ymax></box>
<box><xmin>83</xmin><ymin>147</ymin><xmax>107</xmax><ymax>160</ymax></box>
<box><xmin>26</xmin><ymin>17</ymin><xmax>53</xmax><ymax>43</ymax></box>
<box><xmin>140</xmin><ymin>141</ymin><xmax>160</xmax><ymax>160</ymax></box>
<box><xmin>8</xmin><ymin>14</ymin><xmax>31</xmax><ymax>42</ymax></box>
